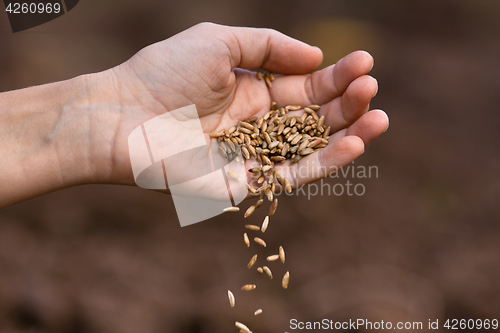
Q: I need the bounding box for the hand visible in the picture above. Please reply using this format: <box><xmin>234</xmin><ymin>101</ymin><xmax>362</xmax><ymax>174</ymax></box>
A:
<box><xmin>97</xmin><ymin>22</ymin><xmax>388</xmax><ymax>193</ymax></box>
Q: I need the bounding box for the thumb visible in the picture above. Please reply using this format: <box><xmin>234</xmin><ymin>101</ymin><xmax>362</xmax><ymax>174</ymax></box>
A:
<box><xmin>195</xmin><ymin>22</ymin><xmax>323</xmax><ymax>74</ymax></box>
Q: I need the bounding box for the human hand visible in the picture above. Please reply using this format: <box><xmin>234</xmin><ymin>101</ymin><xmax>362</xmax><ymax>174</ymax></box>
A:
<box><xmin>97</xmin><ymin>22</ymin><xmax>388</xmax><ymax>193</ymax></box>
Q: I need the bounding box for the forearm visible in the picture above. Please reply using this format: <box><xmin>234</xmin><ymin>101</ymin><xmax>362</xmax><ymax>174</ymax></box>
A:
<box><xmin>0</xmin><ymin>71</ymin><xmax>120</xmax><ymax>208</ymax></box>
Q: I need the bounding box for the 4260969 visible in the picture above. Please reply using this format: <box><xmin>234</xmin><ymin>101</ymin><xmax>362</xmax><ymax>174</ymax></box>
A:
<box><xmin>5</xmin><ymin>2</ymin><xmax>62</xmax><ymax>14</ymax></box>
<box><xmin>444</xmin><ymin>319</ymin><xmax>498</xmax><ymax>330</ymax></box>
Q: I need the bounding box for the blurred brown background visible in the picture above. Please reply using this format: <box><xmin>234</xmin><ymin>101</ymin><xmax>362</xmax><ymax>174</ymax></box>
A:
<box><xmin>1</xmin><ymin>0</ymin><xmax>499</xmax><ymax>332</ymax></box>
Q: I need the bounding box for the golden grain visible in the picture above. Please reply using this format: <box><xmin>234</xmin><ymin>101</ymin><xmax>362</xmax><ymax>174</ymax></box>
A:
<box><xmin>318</xmin><ymin>115</ymin><xmax>325</xmax><ymax>127</ymax></box>
<box><xmin>241</xmin><ymin>146</ymin><xmax>250</xmax><ymax>160</ymax></box>
<box><xmin>299</xmin><ymin>147</ymin><xmax>314</xmax><ymax>156</ymax></box>
<box><xmin>279</xmin><ymin>246</ymin><xmax>285</xmax><ymax>263</ymax></box>
<box><xmin>282</xmin><ymin>271</ymin><xmax>290</xmax><ymax>289</ymax></box>
<box><xmin>241</xmin><ymin>284</ymin><xmax>256</xmax><ymax>291</ymax></box>
<box><xmin>262</xmin><ymin>165</ymin><xmax>272</xmax><ymax>172</ymax></box>
<box><xmin>228</xmin><ymin>171</ymin><xmax>241</xmax><ymax>181</ymax></box>
<box><xmin>298</xmin><ymin>139</ymin><xmax>310</xmax><ymax>152</ymax></box>
<box><xmin>261</xmin><ymin>216</ymin><xmax>269</xmax><ymax>233</ymax></box>
<box><xmin>269</xmin><ymin>198</ymin><xmax>278</xmax><ymax>216</ymax></box>
<box><xmin>244</xmin><ymin>205</ymin><xmax>256</xmax><ymax>218</ymax></box>
<box><xmin>245</xmin><ymin>225</ymin><xmax>260</xmax><ymax>231</ymax></box>
<box><xmin>255</xmin><ymin>198</ymin><xmax>264</xmax><ymax>209</ymax></box>
<box><xmin>254</xmin><ymin>237</ymin><xmax>267</xmax><ymax>247</ymax></box>
<box><xmin>291</xmin><ymin>134</ymin><xmax>302</xmax><ymax>145</ymax></box>
<box><xmin>235</xmin><ymin>321</ymin><xmax>251</xmax><ymax>332</ymax></box>
<box><xmin>291</xmin><ymin>154</ymin><xmax>302</xmax><ymax>164</ymax></box>
<box><xmin>264</xmin><ymin>75</ymin><xmax>272</xmax><ymax>88</ymax></box>
<box><xmin>267</xmin><ymin>254</ymin><xmax>280</xmax><ymax>261</ymax></box>
<box><xmin>286</xmin><ymin>105</ymin><xmax>301</xmax><ymax>111</ymax></box>
<box><xmin>266</xmin><ymin>188</ymin><xmax>273</xmax><ymax>202</ymax></box>
<box><xmin>209</xmin><ymin>132</ymin><xmax>225</xmax><ymax>138</ymax></box>
<box><xmin>247</xmin><ymin>254</ymin><xmax>258</xmax><ymax>269</ymax></box>
<box><xmin>263</xmin><ymin>266</ymin><xmax>273</xmax><ymax>279</ymax></box>
<box><xmin>284</xmin><ymin>178</ymin><xmax>292</xmax><ymax>194</ymax></box>
<box><xmin>228</xmin><ymin>290</ymin><xmax>235</xmax><ymax>307</ymax></box>
<box><xmin>323</xmin><ymin>126</ymin><xmax>331</xmax><ymax>138</ymax></box>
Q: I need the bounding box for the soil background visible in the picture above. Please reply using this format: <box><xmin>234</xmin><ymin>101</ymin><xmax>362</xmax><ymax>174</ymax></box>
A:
<box><xmin>0</xmin><ymin>1</ymin><xmax>499</xmax><ymax>332</ymax></box>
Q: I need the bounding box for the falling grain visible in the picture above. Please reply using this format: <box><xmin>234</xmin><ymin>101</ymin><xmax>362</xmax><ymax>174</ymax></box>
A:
<box><xmin>267</xmin><ymin>254</ymin><xmax>280</xmax><ymax>261</ymax></box>
<box><xmin>241</xmin><ymin>284</ymin><xmax>257</xmax><ymax>291</ymax></box>
<box><xmin>255</xmin><ymin>199</ymin><xmax>264</xmax><ymax>209</ymax></box>
<box><xmin>282</xmin><ymin>271</ymin><xmax>290</xmax><ymax>289</ymax></box>
<box><xmin>266</xmin><ymin>188</ymin><xmax>273</xmax><ymax>202</ymax></box>
<box><xmin>284</xmin><ymin>178</ymin><xmax>292</xmax><ymax>194</ymax></box>
<box><xmin>279</xmin><ymin>246</ymin><xmax>285</xmax><ymax>263</ymax></box>
<box><xmin>208</xmin><ymin>96</ymin><xmax>331</xmax><ymax>324</ymax></box>
<box><xmin>269</xmin><ymin>198</ymin><xmax>278</xmax><ymax>216</ymax></box>
<box><xmin>254</xmin><ymin>237</ymin><xmax>267</xmax><ymax>247</ymax></box>
<box><xmin>263</xmin><ymin>266</ymin><xmax>273</xmax><ymax>279</ymax></box>
<box><xmin>235</xmin><ymin>321</ymin><xmax>251</xmax><ymax>333</ymax></box>
<box><xmin>244</xmin><ymin>205</ymin><xmax>256</xmax><ymax>218</ymax></box>
<box><xmin>223</xmin><ymin>206</ymin><xmax>240</xmax><ymax>213</ymax></box>
<box><xmin>245</xmin><ymin>225</ymin><xmax>260</xmax><ymax>231</ymax></box>
<box><xmin>275</xmin><ymin>171</ymin><xmax>284</xmax><ymax>185</ymax></box>
<box><xmin>247</xmin><ymin>254</ymin><xmax>258</xmax><ymax>269</ymax></box>
<box><xmin>261</xmin><ymin>216</ymin><xmax>269</xmax><ymax>233</ymax></box>
<box><xmin>228</xmin><ymin>290</ymin><xmax>235</xmax><ymax>307</ymax></box>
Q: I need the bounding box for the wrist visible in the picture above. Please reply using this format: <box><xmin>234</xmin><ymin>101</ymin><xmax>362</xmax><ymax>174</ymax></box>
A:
<box><xmin>74</xmin><ymin>69</ymin><xmax>126</xmax><ymax>185</ymax></box>
<box><xmin>35</xmin><ymin>72</ymin><xmax>121</xmax><ymax>187</ymax></box>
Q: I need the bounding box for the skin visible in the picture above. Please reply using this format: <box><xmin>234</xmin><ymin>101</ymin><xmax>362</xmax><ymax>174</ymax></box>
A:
<box><xmin>0</xmin><ymin>23</ymin><xmax>388</xmax><ymax>209</ymax></box>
